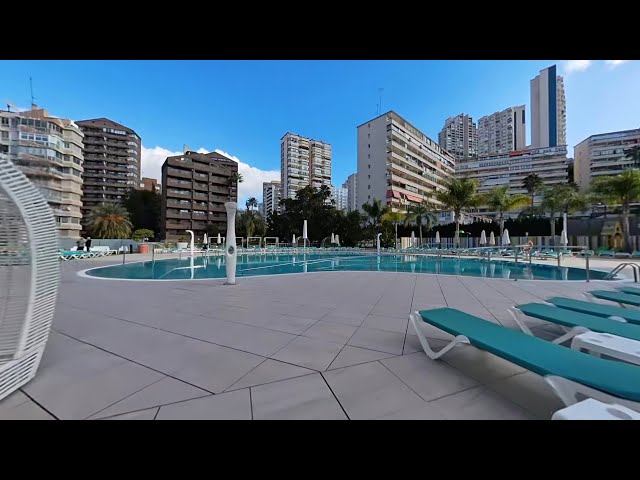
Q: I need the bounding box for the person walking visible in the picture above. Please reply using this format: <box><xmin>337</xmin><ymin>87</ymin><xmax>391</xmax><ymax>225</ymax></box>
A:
<box><xmin>85</xmin><ymin>236</ymin><xmax>92</xmax><ymax>252</ymax></box>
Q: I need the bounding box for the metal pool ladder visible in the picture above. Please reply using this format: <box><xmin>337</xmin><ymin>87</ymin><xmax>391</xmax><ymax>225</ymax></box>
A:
<box><xmin>603</xmin><ymin>263</ymin><xmax>640</xmax><ymax>282</ymax></box>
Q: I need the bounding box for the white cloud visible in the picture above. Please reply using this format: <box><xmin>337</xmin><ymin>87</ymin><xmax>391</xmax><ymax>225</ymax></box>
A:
<box><xmin>140</xmin><ymin>145</ymin><xmax>279</xmax><ymax>206</ymax></box>
<box><xmin>605</xmin><ymin>60</ymin><xmax>628</xmax><ymax>69</ymax></box>
<box><xmin>564</xmin><ymin>60</ymin><xmax>593</xmax><ymax>74</ymax></box>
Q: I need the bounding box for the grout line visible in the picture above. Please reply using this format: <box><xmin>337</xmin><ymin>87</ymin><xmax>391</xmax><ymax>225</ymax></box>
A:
<box><xmin>153</xmin><ymin>406</ymin><xmax>160</xmax><ymax>420</ymax></box>
<box><xmin>319</xmin><ymin>372</ymin><xmax>350</xmax><ymax>420</ymax></box>
<box><xmin>224</xmin><ymin>358</ymin><xmax>268</xmax><ymax>392</ymax></box>
<box><xmin>19</xmin><ymin>388</ymin><xmax>60</xmax><ymax>420</ymax></box>
<box><xmin>249</xmin><ymin>387</ymin><xmax>254</xmax><ymax>420</ymax></box>
<box><xmin>85</xmin><ymin>375</ymin><xmax>168</xmax><ymax>420</ymax></box>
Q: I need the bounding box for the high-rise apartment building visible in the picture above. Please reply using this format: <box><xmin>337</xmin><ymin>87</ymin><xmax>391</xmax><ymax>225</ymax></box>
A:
<box><xmin>456</xmin><ymin>146</ymin><xmax>569</xmax><ymax>199</ymax></box>
<box><xmin>477</xmin><ymin>106</ymin><xmax>526</xmax><ymax>156</ymax></box>
<box><xmin>262</xmin><ymin>180</ymin><xmax>281</xmax><ymax>216</ymax></box>
<box><xmin>357</xmin><ymin>111</ymin><xmax>455</xmax><ymax>212</ymax></box>
<box><xmin>280</xmin><ymin>132</ymin><xmax>331</xmax><ymax>199</ymax></box>
<box><xmin>438</xmin><ymin>113</ymin><xmax>478</xmax><ymax>160</ymax></box>
<box><xmin>0</xmin><ymin>106</ymin><xmax>84</xmax><ymax>239</ymax></box>
<box><xmin>531</xmin><ymin>65</ymin><xmax>567</xmax><ymax>149</ymax></box>
<box><xmin>161</xmin><ymin>150</ymin><xmax>238</xmax><ymax>241</ymax></box>
<box><xmin>77</xmin><ymin>118</ymin><xmax>141</xmax><ymax>226</ymax></box>
<box><xmin>344</xmin><ymin>173</ymin><xmax>357</xmax><ymax>211</ymax></box>
<box><xmin>331</xmin><ymin>184</ymin><xmax>348</xmax><ymax>211</ymax></box>
<box><xmin>574</xmin><ymin>129</ymin><xmax>640</xmax><ymax>190</ymax></box>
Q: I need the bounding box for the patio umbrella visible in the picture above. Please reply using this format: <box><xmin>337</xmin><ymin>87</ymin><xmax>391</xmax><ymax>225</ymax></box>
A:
<box><xmin>303</xmin><ymin>220</ymin><xmax>308</xmax><ymax>239</ymax></box>
<box><xmin>335</xmin><ymin>235</ymin><xmax>340</xmax><ymax>246</ymax></box>
<box><xmin>489</xmin><ymin>231</ymin><xmax>496</xmax><ymax>246</ymax></box>
<box><xmin>331</xmin><ymin>233</ymin><xmax>335</xmax><ymax>244</ymax></box>
<box><xmin>480</xmin><ymin>230</ymin><xmax>487</xmax><ymax>245</ymax></box>
<box><xmin>292</xmin><ymin>234</ymin><xmax>296</xmax><ymax>244</ymax></box>
<box><xmin>217</xmin><ymin>233</ymin><xmax>222</xmax><ymax>244</ymax></box>
<box><xmin>411</xmin><ymin>230</ymin><xmax>415</xmax><ymax>247</ymax></box>
<box><xmin>203</xmin><ymin>233</ymin><xmax>208</xmax><ymax>245</ymax></box>
<box><xmin>435</xmin><ymin>231</ymin><xmax>440</xmax><ymax>244</ymax></box>
<box><xmin>560</xmin><ymin>229</ymin><xmax>568</xmax><ymax>246</ymax></box>
<box><xmin>502</xmin><ymin>229</ymin><xmax>511</xmax><ymax>246</ymax></box>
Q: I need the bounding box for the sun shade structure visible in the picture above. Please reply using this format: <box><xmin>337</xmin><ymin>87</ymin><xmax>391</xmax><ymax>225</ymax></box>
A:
<box><xmin>0</xmin><ymin>157</ymin><xmax>60</xmax><ymax>400</ymax></box>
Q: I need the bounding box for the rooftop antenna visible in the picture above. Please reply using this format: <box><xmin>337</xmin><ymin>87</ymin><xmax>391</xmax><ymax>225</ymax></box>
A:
<box><xmin>29</xmin><ymin>77</ymin><xmax>36</xmax><ymax>108</ymax></box>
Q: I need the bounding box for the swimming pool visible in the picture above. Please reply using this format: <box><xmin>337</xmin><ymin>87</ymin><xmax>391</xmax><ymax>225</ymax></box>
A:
<box><xmin>82</xmin><ymin>253</ymin><xmax>606</xmax><ymax>281</ymax></box>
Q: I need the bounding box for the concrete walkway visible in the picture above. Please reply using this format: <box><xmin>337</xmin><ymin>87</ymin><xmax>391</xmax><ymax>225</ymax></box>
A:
<box><xmin>0</xmin><ymin>253</ymin><xmax>628</xmax><ymax>420</ymax></box>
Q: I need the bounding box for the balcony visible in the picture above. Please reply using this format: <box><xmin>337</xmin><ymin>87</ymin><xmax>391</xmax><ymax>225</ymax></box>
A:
<box><xmin>166</xmin><ymin>178</ymin><xmax>192</xmax><ymax>189</ymax></box>
<box><xmin>209</xmin><ymin>204</ymin><xmax>226</xmax><ymax>213</ymax></box>
<box><xmin>191</xmin><ymin>221</ymin><xmax>208</xmax><ymax>229</ymax></box>
<box><xmin>193</xmin><ymin>182</ymin><xmax>209</xmax><ymax>191</ymax></box>
<box><xmin>166</xmin><ymin>189</ymin><xmax>191</xmax><ymax>199</ymax></box>
<box><xmin>166</xmin><ymin>199</ymin><xmax>192</xmax><ymax>209</ymax></box>
<box><xmin>165</xmin><ymin>221</ymin><xmax>191</xmax><ymax>230</ymax></box>
<box><xmin>209</xmin><ymin>185</ymin><xmax>228</xmax><ymax>196</ymax></box>
<box><xmin>165</xmin><ymin>210</ymin><xmax>192</xmax><ymax>220</ymax></box>
<box><xmin>192</xmin><ymin>192</ymin><xmax>207</xmax><ymax>201</ymax></box>
<box><xmin>166</xmin><ymin>167</ymin><xmax>192</xmax><ymax>179</ymax></box>
<box><xmin>192</xmin><ymin>202</ymin><xmax>208</xmax><ymax>211</ymax></box>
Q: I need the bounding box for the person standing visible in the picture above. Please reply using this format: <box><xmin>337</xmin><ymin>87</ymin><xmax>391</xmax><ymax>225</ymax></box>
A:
<box><xmin>77</xmin><ymin>237</ymin><xmax>85</xmax><ymax>252</ymax></box>
<box><xmin>85</xmin><ymin>236</ymin><xmax>92</xmax><ymax>252</ymax></box>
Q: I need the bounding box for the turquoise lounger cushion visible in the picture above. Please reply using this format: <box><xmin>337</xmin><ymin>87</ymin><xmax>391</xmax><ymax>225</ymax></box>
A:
<box><xmin>591</xmin><ymin>290</ymin><xmax>640</xmax><ymax>307</ymax></box>
<box><xmin>548</xmin><ymin>297</ymin><xmax>640</xmax><ymax>325</ymax></box>
<box><xmin>418</xmin><ymin>307</ymin><xmax>640</xmax><ymax>402</ymax></box>
<box><xmin>517</xmin><ymin>303</ymin><xmax>640</xmax><ymax>342</ymax></box>
<box><xmin>619</xmin><ymin>286</ymin><xmax>640</xmax><ymax>296</ymax></box>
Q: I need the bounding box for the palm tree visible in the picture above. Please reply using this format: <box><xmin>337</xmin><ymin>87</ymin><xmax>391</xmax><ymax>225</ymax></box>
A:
<box><xmin>361</xmin><ymin>198</ymin><xmax>389</xmax><ymax>236</ymax></box>
<box><xmin>87</xmin><ymin>203</ymin><xmax>133</xmax><ymax>239</ymax></box>
<box><xmin>404</xmin><ymin>202</ymin><xmax>437</xmax><ymax>246</ymax></box>
<box><xmin>521</xmin><ymin>173</ymin><xmax>544</xmax><ymax>206</ymax></box>
<box><xmin>381</xmin><ymin>210</ymin><xmax>406</xmax><ymax>249</ymax></box>
<box><xmin>625</xmin><ymin>145</ymin><xmax>640</xmax><ymax>168</ymax></box>
<box><xmin>246</xmin><ymin>196</ymin><xmax>258</xmax><ymax>212</ymax></box>
<box><xmin>227</xmin><ymin>172</ymin><xmax>244</xmax><ymax>202</ymax></box>
<box><xmin>434</xmin><ymin>177</ymin><xmax>481</xmax><ymax>247</ymax></box>
<box><xmin>591</xmin><ymin>169</ymin><xmax>640</xmax><ymax>252</ymax></box>
<box><xmin>479</xmin><ymin>186</ymin><xmax>530</xmax><ymax>237</ymax></box>
<box><xmin>539</xmin><ymin>184</ymin><xmax>588</xmax><ymax>246</ymax></box>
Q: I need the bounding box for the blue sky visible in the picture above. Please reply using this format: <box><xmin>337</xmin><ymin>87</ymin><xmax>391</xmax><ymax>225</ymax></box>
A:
<box><xmin>1</xmin><ymin>60</ymin><xmax>638</xmax><ymax>204</ymax></box>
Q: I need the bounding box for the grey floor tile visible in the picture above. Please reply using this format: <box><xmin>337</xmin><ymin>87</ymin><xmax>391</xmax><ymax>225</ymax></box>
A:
<box><xmin>441</xmin><ymin>344</ymin><xmax>526</xmax><ymax>384</ymax></box>
<box><xmin>361</xmin><ymin>314</ymin><xmax>410</xmax><ymax>334</ymax></box>
<box><xmin>226</xmin><ymin>359</ymin><xmax>315</xmax><ymax>391</ymax></box>
<box><xmin>348</xmin><ymin>327</ymin><xmax>405</xmax><ymax>355</ymax></box>
<box><xmin>271</xmin><ymin>336</ymin><xmax>343</xmax><ymax>371</ymax></box>
<box><xmin>100</xmin><ymin>407</ymin><xmax>159</xmax><ymax>420</ymax></box>
<box><xmin>430</xmin><ymin>386</ymin><xmax>534</xmax><ymax>420</ymax></box>
<box><xmin>261</xmin><ymin>315</ymin><xmax>318</xmax><ymax>335</ymax></box>
<box><xmin>251</xmin><ymin>373</ymin><xmax>347</xmax><ymax>420</ymax></box>
<box><xmin>381</xmin><ymin>352</ymin><xmax>479</xmax><ymax>401</ymax></box>
<box><xmin>324</xmin><ymin>361</ymin><xmax>435</xmax><ymax>420</ymax></box>
<box><xmin>488</xmin><ymin>372</ymin><xmax>565</xmax><ymax>420</ymax></box>
<box><xmin>89</xmin><ymin>377</ymin><xmax>210</xmax><ymax>419</ymax></box>
<box><xmin>156</xmin><ymin>389</ymin><xmax>251</xmax><ymax>420</ymax></box>
<box><xmin>0</xmin><ymin>390</ymin><xmax>55</xmax><ymax>420</ymax></box>
<box><xmin>321</xmin><ymin>312</ymin><xmax>367</xmax><ymax>326</ymax></box>
<box><xmin>328</xmin><ymin>346</ymin><xmax>398</xmax><ymax>370</ymax></box>
<box><xmin>302</xmin><ymin>321</ymin><xmax>358</xmax><ymax>345</ymax></box>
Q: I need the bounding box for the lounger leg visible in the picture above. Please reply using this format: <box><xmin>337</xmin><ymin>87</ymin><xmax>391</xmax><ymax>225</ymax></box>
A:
<box><xmin>507</xmin><ymin>307</ymin><xmax>534</xmax><ymax>336</ymax></box>
<box><xmin>544</xmin><ymin>375</ymin><xmax>640</xmax><ymax>413</ymax></box>
<box><xmin>409</xmin><ymin>312</ymin><xmax>470</xmax><ymax>360</ymax></box>
<box><xmin>508</xmin><ymin>308</ymin><xmax>587</xmax><ymax>344</ymax></box>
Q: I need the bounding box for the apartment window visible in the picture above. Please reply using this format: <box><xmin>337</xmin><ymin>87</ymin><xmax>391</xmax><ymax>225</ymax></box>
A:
<box><xmin>368</xmin><ymin>195</ymin><xmax>370</xmax><ymax>200</ymax></box>
<box><xmin>1</xmin><ymin>131</ymin><xmax>8</xmax><ymax>140</ymax></box>
<box><xmin>368</xmin><ymin>185</ymin><xmax>370</xmax><ymax>190</ymax></box>
<box><xmin>368</xmin><ymin>164</ymin><xmax>370</xmax><ymax>169</ymax></box>
<box><xmin>367</xmin><ymin>133</ymin><xmax>370</xmax><ymax>139</ymax></box>
<box><xmin>368</xmin><ymin>144</ymin><xmax>370</xmax><ymax>148</ymax></box>
<box><xmin>1</xmin><ymin>117</ymin><xmax>8</xmax><ymax>125</ymax></box>
<box><xmin>368</xmin><ymin>175</ymin><xmax>370</xmax><ymax>179</ymax></box>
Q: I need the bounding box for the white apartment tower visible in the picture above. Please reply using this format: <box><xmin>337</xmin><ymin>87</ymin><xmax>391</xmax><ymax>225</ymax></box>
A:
<box><xmin>531</xmin><ymin>65</ymin><xmax>567</xmax><ymax>149</ymax></box>
<box><xmin>262</xmin><ymin>180</ymin><xmax>282</xmax><ymax>216</ymax></box>
<box><xmin>0</xmin><ymin>106</ymin><xmax>84</xmax><ymax>240</ymax></box>
<box><xmin>331</xmin><ymin>184</ymin><xmax>348</xmax><ymax>211</ymax></box>
<box><xmin>438</xmin><ymin>113</ymin><xmax>478</xmax><ymax>160</ymax></box>
<box><xmin>477</xmin><ymin>105</ymin><xmax>526</xmax><ymax>156</ymax></box>
<box><xmin>357</xmin><ymin>111</ymin><xmax>455</xmax><ymax>212</ymax></box>
<box><xmin>574</xmin><ymin>129</ymin><xmax>640</xmax><ymax>190</ymax></box>
<box><xmin>344</xmin><ymin>173</ymin><xmax>357</xmax><ymax>211</ymax></box>
<box><xmin>280</xmin><ymin>132</ymin><xmax>331</xmax><ymax>199</ymax></box>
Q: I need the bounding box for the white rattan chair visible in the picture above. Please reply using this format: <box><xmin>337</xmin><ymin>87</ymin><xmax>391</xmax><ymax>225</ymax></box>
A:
<box><xmin>0</xmin><ymin>157</ymin><xmax>60</xmax><ymax>401</ymax></box>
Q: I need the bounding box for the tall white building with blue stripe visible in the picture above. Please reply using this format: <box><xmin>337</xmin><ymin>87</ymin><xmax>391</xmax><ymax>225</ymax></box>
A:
<box><xmin>530</xmin><ymin>65</ymin><xmax>566</xmax><ymax>149</ymax></box>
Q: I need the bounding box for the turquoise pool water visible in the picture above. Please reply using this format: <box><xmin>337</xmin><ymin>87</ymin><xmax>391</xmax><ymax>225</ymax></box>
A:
<box><xmin>83</xmin><ymin>253</ymin><xmax>605</xmax><ymax>281</ymax></box>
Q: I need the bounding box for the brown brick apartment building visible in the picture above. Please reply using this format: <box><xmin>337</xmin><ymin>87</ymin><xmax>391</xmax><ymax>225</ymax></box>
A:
<box><xmin>161</xmin><ymin>150</ymin><xmax>238</xmax><ymax>242</ymax></box>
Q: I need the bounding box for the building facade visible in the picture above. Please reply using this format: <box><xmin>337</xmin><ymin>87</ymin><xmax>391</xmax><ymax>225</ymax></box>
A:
<box><xmin>344</xmin><ymin>173</ymin><xmax>357</xmax><ymax>211</ymax></box>
<box><xmin>456</xmin><ymin>145</ymin><xmax>569</xmax><ymax>199</ymax></box>
<box><xmin>262</xmin><ymin>180</ymin><xmax>281</xmax><ymax>216</ymax></box>
<box><xmin>574</xmin><ymin>129</ymin><xmax>640</xmax><ymax>189</ymax></box>
<box><xmin>140</xmin><ymin>177</ymin><xmax>160</xmax><ymax>193</ymax></box>
<box><xmin>531</xmin><ymin>65</ymin><xmax>567</xmax><ymax>149</ymax></box>
<box><xmin>160</xmin><ymin>150</ymin><xmax>238</xmax><ymax>242</ymax></box>
<box><xmin>0</xmin><ymin>106</ymin><xmax>84</xmax><ymax>239</ymax></box>
<box><xmin>331</xmin><ymin>184</ymin><xmax>348</xmax><ymax>211</ymax></box>
<box><xmin>356</xmin><ymin>111</ymin><xmax>456</xmax><ymax>212</ymax></box>
<box><xmin>280</xmin><ymin>132</ymin><xmax>331</xmax><ymax>199</ymax></box>
<box><xmin>438</xmin><ymin>113</ymin><xmax>478</xmax><ymax>160</ymax></box>
<box><xmin>477</xmin><ymin>106</ymin><xmax>526</xmax><ymax>156</ymax></box>
<box><xmin>77</xmin><ymin>118</ymin><xmax>141</xmax><ymax>228</ymax></box>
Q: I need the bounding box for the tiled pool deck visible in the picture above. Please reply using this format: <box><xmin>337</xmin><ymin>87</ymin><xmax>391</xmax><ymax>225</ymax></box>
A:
<box><xmin>0</xmin><ymin>254</ymin><xmax>629</xmax><ymax>420</ymax></box>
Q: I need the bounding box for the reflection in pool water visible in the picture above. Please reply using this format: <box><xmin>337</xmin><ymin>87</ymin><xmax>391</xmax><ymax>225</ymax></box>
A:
<box><xmin>83</xmin><ymin>253</ymin><xmax>605</xmax><ymax>281</ymax></box>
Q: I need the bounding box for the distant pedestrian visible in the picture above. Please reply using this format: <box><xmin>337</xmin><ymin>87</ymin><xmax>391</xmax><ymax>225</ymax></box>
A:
<box><xmin>77</xmin><ymin>237</ymin><xmax>85</xmax><ymax>252</ymax></box>
<box><xmin>85</xmin><ymin>236</ymin><xmax>92</xmax><ymax>252</ymax></box>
